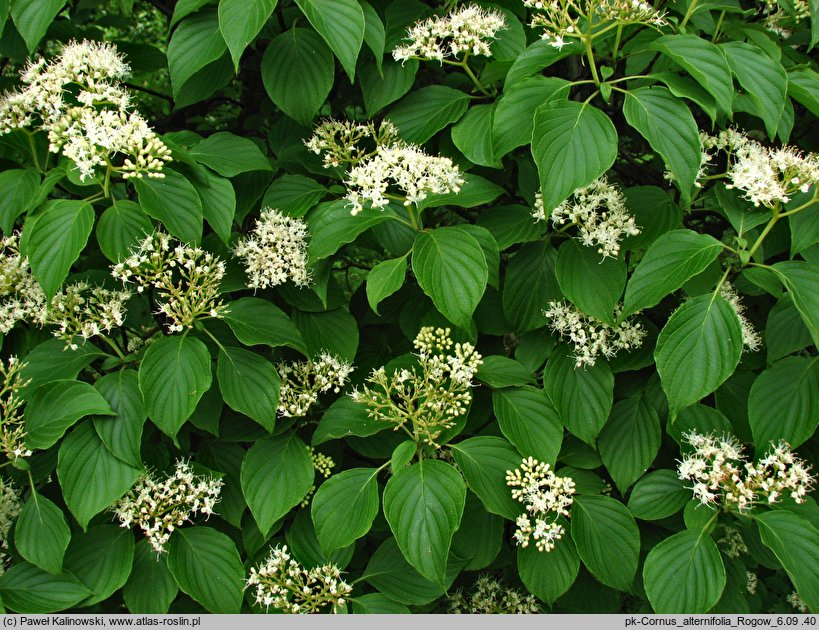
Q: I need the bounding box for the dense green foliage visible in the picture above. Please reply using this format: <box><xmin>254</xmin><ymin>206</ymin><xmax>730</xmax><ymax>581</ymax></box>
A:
<box><xmin>0</xmin><ymin>0</ymin><xmax>817</xmax><ymax>615</ymax></box>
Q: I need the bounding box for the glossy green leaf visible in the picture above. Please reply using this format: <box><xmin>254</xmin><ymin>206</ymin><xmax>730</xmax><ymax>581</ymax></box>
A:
<box><xmin>389</xmin><ymin>86</ymin><xmax>470</xmax><ymax>144</ymax></box>
<box><xmin>96</xmin><ymin>200</ymin><xmax>153</xmax><ymax>263</ymax></box>
<box><xmin>622</xmin><ymin>87</ymin><xmax>701</xmax><ymax>203</ymax></box>
<box><xmin>383</xmin><ymin>460</ymin><xmax>466</xmax><ymax>586</ymax></box>
<box><xmin>294</xmin><ymin>0</ymin><xmax>364</xmax><ymax>81</ymax></box>
<box><xmin>555</xmin><ymin>239</ymin><xmax>626</xmax><ymax>324</ymax></box>
<box><xmin>543</xmin><ymin>350</ymin><xmax>613</xmax><ymax>446</ymax></box>
<box><xmin>623</xmin><ymin>229</ymin><xmax>724</xmax><ymax>317</ymax></box>
<box><xmin>597</xmin><ymin>394</ymin><xmax>661</xmax><ymax>494</ymax></box>
<box><xmin>627</xmin><ymin>470</ymin><xmax>690</xmax><ymax>521</ymax></box>
<box><xmin>493</xmin><ymin>76</ymin><xmax>568</xmax><ymax>158</ymax></box>
<box><xmin>139</xmin><ymin>335</ymin><xmax>213</xmax><ymax>440</ymax></box>
<box><xmin>222</xmin><ymin>297</ymin><xmax>306</xmax><ymax>353</ymax></box>
<box><xmin>643</xmin><ymin>529</ymin><xmax>726</xmax><ymax>613</ymax></box>
<box><xmin>218</xmin><ymin>0</ymin><xmax>277</xmax><ymax>70</ymax></box>
<box><xmin>63</xmin><ymin>525</ymin><xmax>134</xmax><ymax>606</ymax></box>
<box><xmin>307</xmin><ymin>199</ymin><xmax>391</xmax><ymax>263</ymax></box>
<box><xmin>655</xmin><ymin>294</ymin><xmax>744</xmax><ymax>418</ymax></box>
<box><xmin>217</xmin><ymin>346</ymin><xmax>280</xmax><ymax>431</ymax></box>
<box><xmin>450</xmin><ymin>436</ymin><xmax>522</xmax><ymax>520</ymax></box>
<box><xmin>772</xmin><ymin>261</ymin><xmax>819</xmax><ymax>347</ymax></box>
<box><xmin>312</xmin><ymin>396</ymin><xmax>387</xmax><ymax>445</ymax></box>
<box><xmin>24</xmin><ymin>379</ymin><xmax>114</xmax><ymax>450</ymax></box>
<box><xmin>571</xmin><ymin>495</ymin><xmax>640</xmax><ymax>591</ymax></box>
<box><xmin>57</xmin><ymin>422</ymin><xmax>142</xmax><ymax>530</ymax></box>
<box><xmin>292</xmin><ymin>308</ymin><xmax>358</xmax><ymax>361</ymax></box>
<box><xmin>312</xmin><ymin>467</ymin><xmax>380</xmax><ymax>554</ymax></box>
<box><xmin>518</xmin><ymin>539</ymin><xmax>580</xmax><ymax>604</ymax></box>
<box><xmin>451</xmin><ymin>104</ymin><xmax>501</xmax><ymax>168</ymax></box>
<box><xmin>492</xmin><ymin>386</ymin><xmax>562</xmax><ymax>465</ymax></box>
<box><xmin>22</xmin><ymin>200</ymin><xmax>94</xmax><ymax>300</ymax></box>
<box><xmin>412</xmin><ymin>227</ymin><xmax>488</xmax><ymax>330</ymax></box>
<box><xmin>0</xmin><ymin>563</ymin><xmax>91</xmax><ymax>613</ymax></box>
<box><xmin>167</xmin><ymin>9</ymin><xmax>227</xmax><ymax>100</ymax></box>
<box><xmin>241</xmin><ymin>433</ymin><xmax>314</xmax><ymax>534</ymax></box>
<box><xmin>189</xmin><ymin>132</ymin><xmax>271</xmax><ymax>177</ymax></box>
<box><xmin>360</xmin><ymin>58</ymin><xmax>418</xmax><ymax>117</ymax></box>
<box><xmin>166</xmin><ymin>527</ymin><xmax>244</xmax><ymax>613</ymax></box>
<box><xmin>366</xmin><ymin>255</ymin><xmax>407</xmax><ymax>315</ymax></box>
<box><xmin>748</xmin><ymin>356</ymin><xmax>819</xmax><ymax>449</ymax></box>
<box><xmin>261</xmin><ymin>175</ymin><xmax>327</xmax><ymax>218</ymax></box>
<box><xmin>0</xmin><ymin>168</ymin><xmax>39</xmax><ymax>233</ymax></box>
<box><xmin>123</xmin><ymin>539</ymin><xmax>179</xmax><ymax>614</ymax></box>
<box><xmin>532</xmin><ymin>100</ymin><xmax>617</xmax><ymax>213</ymax></box>
<box><xmin>10</xmin><ymin>0</ymin><xmax>66</xmax><ymax>53</ymax></box>
<box><xmin>93</xmin><ymin>370</ymin><xmax>146</xmax><ymax>469</ymax></box>
<box><xmin>502</xmin><ymin>242</ymin><xmax>560</xmax><ymax>333</ymax></box>
<box><xmin>14</xmin><ymin>493</ymin><xmax>71</xmax><ymax>575</ymax></box>
<box><xmin>134</xmin><ymin>169</ymin><xmax>203</xmax><ymax>244</ymax></box>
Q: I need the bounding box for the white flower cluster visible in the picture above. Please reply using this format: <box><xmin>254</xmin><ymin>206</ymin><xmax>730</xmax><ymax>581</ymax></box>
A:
<box><xmin>0</xmin><ymin>233</ymin><xmax>47</xmax><ymax>334</ymax></box>
<box><xmin>788</xmin><ymin>592</ymin><xmax>810</xmax><ymax>613</ymax></box>
<box><xmin>701</xmin><ymin>129</ymin><xmax>819</xmax><ymax>208</ymax></box>
<box><xmin>0</xmin><ymin>40</ymin><xmax>171</xmax><ymax>181</ymax></box>
<box><xmin>392</xmin><ymin>5</ymin><xmax>506</xmax><ymax>63</ymax></box>
<box><xmin>677</xmin><ymin>431</ymin><xmax>815</xmax><ymax>511</ymax></box>
<box><xmin>233</xmin><ymin>209</ymin><xmax>311</xmax><ymax>289</ymax></box>
<box><xmin>717</xmin><ymin>525</ymin><xmax>748</xmax><ymax>559</ymax></box>
<box><xmin>720</xmin><ymin>283</ymin><xmax>761</xmax><ymax>353</ymax></box>
<box><xmin>112</xmin><ymin>232</ymin><xmax>227</xmax><ymax>333</ymax></box>
<box><xmin>246</xmin><ymin>544</ymin><xmax>352</xmax><ymax>614</ymax></box>
<box><xmin>277</xmin><ymin>352</ymin><xmax>354</xmax><ymax>418</ymax></box>
<box><xmin>351</xmin><ymin>327</ymin><xmax>482</xmax><ymax>446</ymax></box>
<box><xmin>448</xmin><ymin>575</ymin><xmax>541</xmax><ymax>614</ymax></box>
<box><xmin>112</xmin><ymin>459</ymin><xmax>223</xmax><ymax>554</ymax></box>
<box><xmin>0</xmin><ymin>478</ymin><xmax>21</xmax><ymax>575</ymax></box>
<box><xmin>524</xmin><ymin>0</ymin><xmax>664</xmax><ymax>49</ymax></box>
<box><xmin>543</xmin><ymin>300</ymin><xmax>646</xmax><ymax>368</ymax></box>
<box><xmin>764</xmin><ymin>0</ymin><xmax>810</xmax><ymax>38</ymax></box>
<box><xmin>535</xmin><ymin>178</ymin><xmax>641</xmax><ymax>258</ymax></box>
<box><xmin>48</xmin><ymin>282</ymin><xmax>131</xmax><ymax>350</ymax></box>
<box><xmin>306</xmin><ymin>119</ymin><xmax>464</xmax><ymax>216</ymax></box>
<box><xmin>506</xmin><ymin>457</ymin><xmax>575</xmax><ymax>553</ymax></box>
<box><xmin>0</xmin><ymin>357</ymin><xmax>32</xmax><ymax>462</ymax></box>
<box><xmin>746</xmin><ymin>571</ymin><xmax>759</xmax><ymax>596</ymax></box>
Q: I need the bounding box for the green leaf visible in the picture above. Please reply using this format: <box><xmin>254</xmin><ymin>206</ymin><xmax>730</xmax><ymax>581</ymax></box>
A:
<box><xmin>650</xmin><ymin>35</ymin><xmax>734</xmax><ymax>114</ymax></box>
<box><xmin>312</xmin><ymin>467</ymin><xmax>380</xmax><ymax>554</ymax></box>
<box><xmin>93</xmin><ymin>370</ymin><xmax>146</xmax><ymax>469</ymax></box>
<box><xmin>416</xmin><ymin>173</ymin><xmax>504</xmax><ymax>210</ymax></box>
<box><xmin>492</xmin><ymin>386</ymin><xmax>562</xmax><ymax>465</ymax></box>
<box><xmin>57</xmin><ymin>422</ymin><xmax>142</xmax><ymax>530</ymax></box>
<box><xmin>475</xmin><ymin>204</ymin><xmax>544</xmax><ymax>251</ymax></box>
<box><xmin>721</xmin><ymin>41</ymin><xmax>787</xmax><ymax>139</ymax></box>
<box><xmin>502</xmin><ymin>242</ymin><xmax>560</xmax><ymax>333</ymax></box>
<box><xmin>20</xmin><ymin>339</ymin><xmax>106</xmax><ymax>392</ymax></box>
<box><xmin>772</xmin><ymin>261</ymin><xmax>819</xmax><ymax>347</ymax></box>
<box><xmin>787</xmin><ymin>67</ymin><xmax>819</xmax><ymax>118</ymax></box>
<box><xmin>475</xmin><ymin>356</ymin><xmax>532</xmax><ymax>388</ymax></box>
<box><xmin>0</xmin><ymin>563</ymin><xmax>91</xmax><ymax>613</ymax></box>
<box><xmin>261</xmin><ymin>175</ymin><xmax>327</xmax><ymax>218</ymax></box>
<box><xmin>10</xmin><ymin>0</ymin><xmax>66</xmax><ymax>53</ymax></box>
<box><xmin>449</xmin><ymin>436</ymin><xmax>522</xmax><ymax>520</ymax></box>
<box><xmin>517</xmin><ymin>539</ymin><xmax>580</xmax><ymax>604</ymax></box>
<box><xmin>655</xmin><ymin>294</ymin><xmax>744</xmax><ymax>417</ymax></box>
<box><xmin>294</xmin><ymin>0</ymin><xmax>364</xmax><ymax>81</ymax></box>
<box><xmin>21</xmin><ymin>200</ymin><xmax>94</xmax><ymax>300</ymax></box>
<box><xmin>14</xmin><ymin>493</ymin><xmax>71</xmax><ymax>575</ymax></box>
<box><xmin>555</xmin><ymin>239</ymin><xmax>626</xmax><ymax>324</ymax></box>
<box><xmin>24</xmin><ymin>379</ymin><xmax>114</xmax><ymax>450</ymax></box>
<box><xmin>627</xmin><ymin>470</ymin><xmax>690</xmax><ymax>521</ymax></box>
<box><xmin>366</xmin><ymin>255</ymin><xmax>407</xmax><ymax>315</ymax></box>
<box><xmin>361</xmin><ymin>537</ymin><xmax>457</xmax><ymax>606</ymax></box>
<box><xmin>166</xmin><ymin>527</ymin><xmax>244</xmax><ymax>613</ymax></box>
<box><xmin>622</xmin><ymin>87</ymin><xmax>701</xmax><ymax>203</ymax></box>
<box><xmin>383</xmin><ymin>460</ymin><xmax>466</xmax><ymax>586</ymax></box>
<box><xmin>623</xmin><ymin>229</ymin><xmax>724</xmax><ymax>317</ymax></box>
<box><xmin>352</xmin><ymin>593</ymin><xmax>411</xmax><ymax>614</ymax></box>
<box><xmin>133</xmin><ymin>170</ymin><xmax>203</xmax><ymax>244</ymax></box>
<box><xmin>123</xmin><ymin>539</ymin><xmax>179</xmax><ymax>614</ymax></box>
<box><xmin>505</xmin><ymin>39</ymin><xmax>582</xmax><ymax>87</ymax></box>
<box><xmin>748</xmin><ymin>357</ymin><xmax>819</xmax><ymax>450</ymax></box>
<box><xmin>292</xmin><ymin>308</ymin><xmax>358</xmax><ymax>361</ymax></box>
<box><xmin>241</xmin><ymin>433</ymin><xmax>314</xmax><ymax>534</ymax></box>
<box><xmin>0</xmin><ymin>168</ymin><xmax>39</xmax><ymax>233</ymax></box>
<box><xmin>307</xmin><ymin>199</ymin><xmax>391</xmax><ymax>262</ymax></box>
<box><xmin>597</xmin><ymin>394</ymin><xmax>661</xmax><ymax>494</ymax></box>
<box><xmin>360</xmin><ymin>0</ymin><xmax>385</xmax><ymax>64</ymax></box>
<box><xmin>652</xmin><ymin>71</ymin><xmax>717</xmax><ymax>123</ymax></box>
<box><xmin>313</xmin><ymin>396</ymin><xmax>387</xmax><ymax>445</ymax></box>
<box><xmin>222</xmin><ymin>297</ymin><xmax>306</xmax><ymax>353</ymax></box>
<box><xmin>572</xmin><ymin>495</ymin><xmax>640</xmax><ymax>591</ymax></box>
<box><xmin>622</xmin><ymin>186</ymin><xmax>682</xmax><ymax>251</ymax></box>
<box><xmin>451</xmin><ymin>104</ymin><xmax>501</xmax><ymax>168</ymax></box>
<box><xmin>167</xmin><ymin>9</ymin><xmax>227</xmax><ymax>100</ymax></box>
<box><xmin>96</xmin><ymin>200</ymin><xmax>153</xmax><ymax>263</ymax></box>
<box><xmin>543</xmin><ymin>350</ymin><xmax>613</xmax><ymax>446</ymax></box>
<box><xmin>218</xmin><ymin>0</ymin><xmax>277</xmax><ymax>70</ymax></box>
<box><xmin>193</xmin><ymin>167</ymin><xmax>235</xmax><ymax>244</ymax></box>
<box><xmin>451</xmin><ymin>493</ymin><xmax>503</xmax><ymax>571</ymax></box>
<box><xmin>643</xmin><ymin>529</ymin><xmax>726</xmax><ymax>613</ymax></box>
<box><xmin>389</xmin><ymin>86</ymin><xmax>470</xmax><ymax>144</ymax></box>
<box><xmin>217</xmin><ymin>347</ymin><xmax>280</xmax><ymax>431</ymax></box>
<box><xmin>189</xmin><ymin>132</ymin><xmax>271</xmax><ymax>177</ymax></box>
<box><xmin>360</xmin><ymin>58</ymin><xmax>418</xmax><ymax>117</ymax></box>
<box><xmin>412</xmin><ymin>226</ymin><xmax>488</xmax><ymax>330</ymax></box>
<box><xmin>493</xmin><ymin>76</ymin><xmax>569</xmax><ymax>158</ymax></box>
<box><xmin>139</xmin><ymin>335</ymin><xmax>212</xmax><ymax>441</ymax></box>
<box><xmin>766</xmin><ymin>293</ymin><xmax>813</xmax><ymax>362</ymax></box>
<box><xmin>531</xmin><ymin>100</ymin><xmax>617</xmax><ymax>213</ymax></box>
<box><xmin>63</xmin><ymin>525</ymin><xmax>134</xmax><ymax>606</ymax></box>
<box><xmin>756</xmin><ymin>510</ymin><xmax>819</xmax><ymax>612</ymax></box>
<box><xmin>261</xmin><ymin>27</ymin><xmax>334</xmax><ymax>126</ymax></box>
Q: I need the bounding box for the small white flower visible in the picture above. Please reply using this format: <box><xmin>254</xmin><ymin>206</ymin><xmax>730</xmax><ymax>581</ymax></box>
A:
<box><xmin>234</xmin><ymin>209</ymin><xmax>311</xmax><ymax>289</ymax></box>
